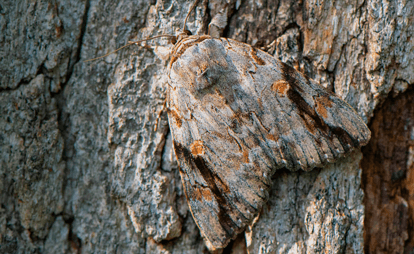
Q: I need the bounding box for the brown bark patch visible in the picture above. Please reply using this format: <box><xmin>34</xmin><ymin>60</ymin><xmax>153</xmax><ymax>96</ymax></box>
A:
<box><xmin>362</xmin><ymin>88</ymin><xmax>414</xmax><ymax>254</ymax></box>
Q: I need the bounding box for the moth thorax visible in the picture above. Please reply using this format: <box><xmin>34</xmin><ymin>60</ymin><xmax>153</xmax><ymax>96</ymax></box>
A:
<box><xmin>175</xmin><ymin>30</ymin><xmax>192</xmax><ymax>44</ymax></box>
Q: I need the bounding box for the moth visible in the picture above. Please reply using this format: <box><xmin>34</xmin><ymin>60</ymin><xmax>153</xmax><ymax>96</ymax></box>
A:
<box><xmin>89</xmin><ymin>0</ymin><xmax>371</xmax><ymax>251</ymax></box>
<box><xmin>165</xmin><ymin>0</ymin><xmax>370</xmax><ymax>251</ymax></box>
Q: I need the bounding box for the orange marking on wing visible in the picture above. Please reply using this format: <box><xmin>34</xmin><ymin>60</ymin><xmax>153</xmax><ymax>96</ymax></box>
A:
<box><xmin>193</xmin><ymin>187</ymin><xmax>202</xmax><ymax>201</ymax></box>
<box><xmin>168</xmin><ymin>109</ymin><xmax>182</xmax><ymax>128</ymax></box>
<box><xmin>266</xmin><ymin>133</ymin><xmax>279</xmax><ymax>142</ymax></box>
<box><xmin>302</xmin><ymin>113</ymin><xmax>317</xmax><ymax>134</ymax></box>
<box><xmin>193</xmin><ymin>187</ymin><xmax>213</xmax><ymax>201</ymax></box>
<box><xmin>257</xmin><ymin>97</ymin><xmax>263</xmax><ymax>109</ymax></box>
<box><xmin>191</xmin><ymin>140</ymin><xmax>205</xmax><ymax>156</ymax></box>
<box><xmin>316</xmin><ymin>100</ymin><xmax>328</xmax><ymax>118</ymax></box>
<box><xmin>315</xmin><ymin>95</ymin><xmax>333</xmax><ymax>119</ymax></box>
<box><xmin>201</xmin><ymin>188</ymin><xmax>213</xmax><ymax>201</ymax></box>
<box><xmin>271</xmin><ymin>80</ymin><xmax>290</xmax><ymax>97</ymax></box>
<box><xmin>250</xmin><ymin>47</ymin><xmax>266</xmax><ymax>65</ymax></box>
<box><xmin>243</xmin><ymin>150</ymin><xmax>250</xmax><ymax>163</ymax></box>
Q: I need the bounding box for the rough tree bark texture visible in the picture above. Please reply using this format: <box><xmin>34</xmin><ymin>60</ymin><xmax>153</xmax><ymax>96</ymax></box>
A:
<box><xmin>0</xmin><ymin>0</ymin><xmax>413</xmax><ymax>253</ymax></box>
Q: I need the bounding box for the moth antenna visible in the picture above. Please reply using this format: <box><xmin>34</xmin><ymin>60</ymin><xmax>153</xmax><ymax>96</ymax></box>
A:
<box><xmin>84</xmin><ymin>34</ymin><xmax>175</xmax><ymax>62</ymax></box>
<box><xmin>182</xmin><ymin>0</ymin><xmax>200</xmax><ymax>32</ymax></box>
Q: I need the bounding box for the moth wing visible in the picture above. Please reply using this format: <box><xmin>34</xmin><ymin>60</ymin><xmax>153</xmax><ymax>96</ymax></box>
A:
<box><xmin>172</xmin><ymin>140</ymin><xmax>265</xmax><ymax>249</ymax></box>
<box><xmin>167</xmin><ymin>36</ymin><xmax>370</xmax><ymax>249</ymax></box>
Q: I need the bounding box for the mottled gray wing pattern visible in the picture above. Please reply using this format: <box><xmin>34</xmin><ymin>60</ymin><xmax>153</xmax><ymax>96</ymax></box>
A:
<box><xmin>167</xmin><ymin>36</ymin><xmax>370</xmax><ymax>249</ymax></box>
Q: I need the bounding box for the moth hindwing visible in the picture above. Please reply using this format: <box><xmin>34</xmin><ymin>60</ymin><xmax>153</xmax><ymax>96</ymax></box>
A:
<box><xmin>165</xmin><ymin>1</ymin><xmax>371</xmax><ymax>251</ymax></box>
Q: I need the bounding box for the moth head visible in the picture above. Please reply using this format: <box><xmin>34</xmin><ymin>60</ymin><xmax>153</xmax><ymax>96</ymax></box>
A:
<box><xmin>174</xmin><ymin>29</ymin><xmax>193</xmax><ymax>44</ymax></box>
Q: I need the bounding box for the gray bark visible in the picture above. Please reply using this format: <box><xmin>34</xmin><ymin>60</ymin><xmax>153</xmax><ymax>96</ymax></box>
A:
<box><xmin>1</xmin><ymin>0</ymin><xmax>413</xmax><ymax>253</ymax></box>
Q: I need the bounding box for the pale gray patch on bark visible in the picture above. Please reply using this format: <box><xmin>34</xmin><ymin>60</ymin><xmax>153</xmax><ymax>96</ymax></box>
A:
<box><xmin>0</xmin><ymin>74</ymin><xmax>65</xmax><ymax>253</ymax></box>
<box><xmin>44</xmin><ymin>216</ymin><xmax>70</xmax><ymax>253</ymax></box>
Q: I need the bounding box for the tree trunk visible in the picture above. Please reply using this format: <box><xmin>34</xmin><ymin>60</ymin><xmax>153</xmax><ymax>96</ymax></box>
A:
<box><xmin>1</xmin><ymin>0</ymin><xmax>413</xmax><ymax>253</ymax></box>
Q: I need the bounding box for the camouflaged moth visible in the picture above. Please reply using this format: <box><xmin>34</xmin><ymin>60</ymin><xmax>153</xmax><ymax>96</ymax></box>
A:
<box><xmin>87</xmin><ymin>0</ymin><xmax>371</xmax><ymax>251</ymax></box>
<box><xmin>166</xmin><ymin>0</ymin><xmax>370</xmax><ymax>251</ymax></box>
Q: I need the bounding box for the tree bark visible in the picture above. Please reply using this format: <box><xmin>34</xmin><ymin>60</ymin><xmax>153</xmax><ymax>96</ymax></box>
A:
<box><xmin>1</xmin><ymin>0</ymin><xmax>413</xmax><ymax>253</ymax></box>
